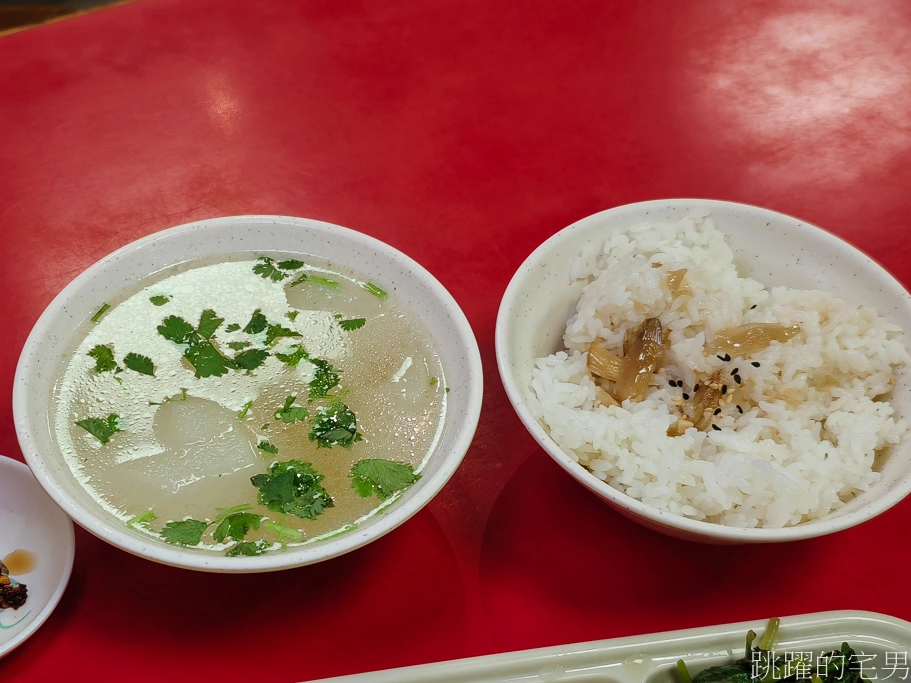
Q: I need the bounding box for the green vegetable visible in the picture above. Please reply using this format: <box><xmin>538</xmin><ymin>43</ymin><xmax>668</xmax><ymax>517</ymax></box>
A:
<box><xmin>225</xmin><ymin>323</ymin><xmax>241</xmax><ymax>333</ymax></box>
<box><xmin>251</xmin><ymin>460</ymin><xmax>334</xmax><ymax>520</ymax></box>
<box><xmin>243</xmin><ymin>309</ymin><xmax>268</xmax><ymax>335</ymax></box>
<box><xmin>338</xmin><ymin>318</ymin><xmax>365</xmax><ymax>331</ymax></box>
<box><xmin>309</xmin><ymin>402</ymin><xmax>361</xmax><ymax>448</ymax></box>
<box><xmin>274</xmin><ymin>395</ymin><xmax>308</xmax><ymax>424</ymax></box>
<box><xmin>237</xmin><ymin>401</ymin><xmax>253</xmax><ymax>420</ymax></box>
<box><xmin>160</xmin><ymin>519</ymin><xmax>208</xmax><ymax>546</ymax></box>
<box><xmin>90</xmin><ymin>303</ymin><xmax>110</xmax><ymax>323</ymax></box>
<box><xmin>275</xmin><ymin>344</ymin><xmax>308</xmax><ymax>367</ymax></box>
<box><xmin>308</xmin><ymin>358</ymin><xmax>339</xmax><ymax>399</ymax></box>
<box><xmin>252</xmin><ymin>256</ymin><xmax>288</xmax><ymax>282</ymax></box>
<box><xmin>184</xmin><ymin>340</ymin><xmax>233</xmax><ymax>378</ymax></box>
<box><xmin>350</xmin><ymin>459</ymin><xmax>420</xmax><ymax>499</ymax></box>
<box><xmin>214</xmin><ymin>504</ymin><xmax>252</xmax><ymax>520</ymax></box>
<box><xmin>123</xmin><ymin>352</ymin><xmax>155</xmax><ymax>376</ymax></box>
<box><xmin>289</xmin><ymin>273</ymin><xmax>339</xmax><ymax>288</ymax></box>
<box><xmin>265</xmin><ymin>323</ymin><xmax>300</xmax><ymax>346</ymax></box>
<box><xmin>277</xmin><ymin>259</ymin><xmax>304</xmax><ymax>271</ymax></box>
<box><xmin>196</xmin><ymin>309</ymin><xmax>224</xmax><ymax>339</ymax></box>
<box><xmin>127</xmin><ymin>509</ymin><xmax>156</xmax><ymax>528</ymax></box>
<box><xmin>226</xmin><ymin>540</ymin><xmax>269</xmax><ymax>557</ymax></box>
<box><xmin>75</xmin><ymin>414</ymin><xmax>121</xmax><ymax>444</ymax></box>
<box><xmin>88</xmin><ymin>344</ymin><xmax>118</xmax><ymax>373</ymax></box>
<box><xmin>227</xmin><ymin>340</ymin><xmax>251</xmax><ymax>351</ymax></box>
<box><xmin>286</xmin><ymin>310</ymin><xmax>299</xmax><ymax>321</ymax></box>
<box><xmin>233</xmin><ymin>348</ymin><xmax>269</xmax><ymax>371</ymax></box>
<box><xmin>257</xmin><ymin>440</ymin><xmax>278</xmax><ymax>454</ymax></box>
<box><xmin>429</xmin><ymin>377</ymin><xmax>438</xmax><ymax>387</ymax></box>
<box><xmin>157</xmin><ymin>315</ymin><xmax>197</xmax><ymax>345</ymax></box>
<box><xmin>263</xmin><ymin>520</ymin><xmax>302</xmax><ymax>542</ymax></box>
<box><xmin>361</xmin><ymin>282</ymin><xmax>388</xmax><ymax>299</ymax></box>
<box><xmin>149</xmin><ymin>295</ymin><xmax>170</xmax><ymax>306</ymax></box>
<box><xmin>213</xmin><ymin>512</ymin><xmax>262</xmax><ymax>543</ymax></box>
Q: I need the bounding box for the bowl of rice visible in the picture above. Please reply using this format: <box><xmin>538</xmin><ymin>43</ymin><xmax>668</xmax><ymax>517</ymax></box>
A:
<box><xmin>496</xmin><ymin>199</ymin><xmax>911</xmax><ymax>543</ymax></box>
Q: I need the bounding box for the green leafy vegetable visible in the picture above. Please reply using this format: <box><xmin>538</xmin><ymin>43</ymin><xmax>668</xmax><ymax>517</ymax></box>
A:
<box><xmin>88</xmin><ymin>345</ymin><xmax>118</xmax><ymax>373</ymax></box>
<box><xmin>309</xmin><ymin>402</ymin><xmax>361</xmax><ymax>448</ymax></box>
<box><xmin>233</xmin><ymin>348</ymin><xmax>269</xmax><ymax>371</ymax></box>
<box><xmin>123</xmin><ymin>352</ymin><xmax>155</xmax><ymax>376</ymax></box>
<box><xmin>75</xmin><ymin>414</ymin><xmax>121</xmax><ymax>444</ymax></box>
<box><xmin>184</xmin><ymin>340</ymin><xmax>233</xmax><ymax>378</ymax></box>
<box><xmin>237</xmin><ymin>401</ymin><xmax>253</xmax><ymax>420</ymax></box>
<box><xmin>350</xmin><ymin>459</ymin><xmax>420</xmax><ymax>499</ymax></box>
<box><xmin>257</xmin><ymin>440</ymin><xmax>278</xmax><ymax>454</ymax></box>
<box><xmin>157</xmin><ymin>315</ymin><xmax>197</xmax><ymax>345</ymax></box>
<box><xmin>275</xmin><ymin>344</ymin><xmax>308</xmax><ymax>367</ymax></box>
<box><xmin>226</xmin><ymin>540</ymin><xmax>269</xmax><ymax>557</ymax></box>
<box><xmin>196</xmin><ymin>309</ymin><xmax>224</xmax><ymax>339</ymax></box>
<box><xmin>338</xmin><ymin>318</ymin><xmax>365</xmax><ymax>331</ymax></box>
<box><xmin>429</xmin><ymin>376</ymin><xmax>438</xmax><ymax>387</ymax></box>
<box><xmin>90</xmin><ymin>303</ymin><xmax>110</xmax><ymax>323</ymax></box>
<box><xmin>251</xmin><ymin>460</ymin><xmax>334</xmax><ymax>520</ymax></box>
<box><xmin>214</xmin><ymin>504</ymin><xmax>252</xmax><ymax>520</ymax></box>
<box><xmin>227</xmin><ymin>340</ymin><xmax>251</xmax><ymax>351</ymax></box>
<box><xmin>243</xmin><ymin>309</ymin><xmax>268</xmax><ymax>334</ymax></box>
<box><xmin>286</xmin><ymin>310</ymin><xmax>299</xmax><ymax>321</ymax></box>
<box><xmin>265</xmin><ymin>323</ymin><xmax>300</xmax><ymax>346</ymax></box>
<box><xmin>149</xmin><ymin>295</ymin><xmax>170</xmax><ymax>306</ymax></box>
<box><xmin>127</xmin><ymin>509</ymin><xmax>156</xmax><ymax>528</ymax></box>
<box><xmin>160</xmin><ymin>519</ymin><xmax>208</xmax><ymax>546</ymax></box>
<box><xmin>252</xmin><ymin>256</ymin><xmax>288</xmax><ymax>282</ymax></box>
<box><xmin>361</xmin><ymin>282</ymin><xmax>388</xmax><ymax>299</ymax></box>
<box><xmin>225</xmin><ymin>323</ymin><xmax>241</xmax><ymax>332</ymax></box>
<box><xmin>274</xmin><ymin>396</ymin><xmax>308</xmax><ymax>424</ymax></box>
<box><xmin>277</xmin><ymin>259</ymin><xmax>305</xmax><ymax>271</ymax></box>
<box><xmin>263</xmin><ymin>520</ymin><xmax>302</xmax><ymax>542</ymax></box>
<box><xmin>213</xmin><ymin>512</ymin><xmax>262</xmax><ymax>543</ymax></box>
<box><xmin>308</xmin><ymin>358</ymin><xmax>340</xmax><ymax>399</ymax></box>
<box><xmin>289</xmin><ymin>273</ymin><xmax>339</xmax><ymax>288</ymax></box>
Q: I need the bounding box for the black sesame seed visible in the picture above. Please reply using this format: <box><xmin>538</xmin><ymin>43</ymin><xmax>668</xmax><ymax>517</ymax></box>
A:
<box><xmin>736</xmin><ymin>405</ymin><xmax>743</xmax><ymax>414</ymax></box>
<box><xmin>734</xmin><ymin>375</ymin><xmax>742</xmax><ymax>384</ymax></box>
<box><xmin>750</xmin><ymin>304</ymin><xmax>757</xmax><ymax>310</ymax></box>
<box><xmin>713</xmin><ymin>408</ymin><xmax>722</xmax><ymax>415</ymax></box>
<box><xmin>751</xmin><ymin>361</ymin><xmax>761</xmax><ymax>367</ymax></box>
<box><xmin>693</xmin><ymin>384</ymin><xmax>700</xmax><ymax>392</ymax></box>
<box><xmin>724</xmin><ymin>353</ymin><xmax>731</xmax><ymax>362</ymax></box>
<box><xmin>712</xmin><ymin>424</ymin><xmax>722</xmax><ymax>431</ymax></box>
<box><xmin>682</xmin><ymin>393</ymin><xmax>690</xmax><ymax>400</ymax></box>
<box><xmin>716</xmin><ymin>354</ymin><xmax>726</xmax><ymax>361</ymax></box>
<box><xmin>721</xmin><ymin>385</ymin><xmax>728</xmax><ymax>395</ymax></box>
<box><xmin>730</xmin><ymin>368</ymin><xmax>739</xmax><ymax>376</ymax></box>
<box><xmin>668</xmin><ymin>379</ymin><xmax>676</xmax><ymax>387</ymax></box>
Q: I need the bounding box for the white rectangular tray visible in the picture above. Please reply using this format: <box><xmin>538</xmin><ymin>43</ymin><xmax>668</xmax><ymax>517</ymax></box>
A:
<box><xmin>309</xmin><ymin>611</ymin><xmax>911</xmax><ymax>683</ymax></box>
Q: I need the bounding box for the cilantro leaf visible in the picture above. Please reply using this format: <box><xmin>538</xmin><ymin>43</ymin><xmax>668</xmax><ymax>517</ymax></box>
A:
<box><xmin>214</xmin><ymin>504</ymin><xmax>252</xmax><ymax>520</ymax></box>
<box><xmin>265</xmin><ymin>323</ymin><xmax>300</xmax><ymax>346</ymax></box>
<box><xmin>289</xmin><ymin>273</ymin><xmax>339</xmax><ymax>288</ymax></box>
<box><xmin>286</xmin><ymin>310</ymin><xmax>299</xmax><ymax>321</ymax></box>
<box><xmin>227</xmin><ymin>340</ymin><xmax>251</xmax><ymax>351</ymax></box>
<box><xmin>275</xmin><ymin>344</ymin><xmax>308</xmax><ymax>367</ymax></box>
<box><xmin>350</xmin><ymin>459</ymin><xmax>420</xmax><ymax>500</ymax></box>
<box><xmin>88</xmin><ymin>344</ymin><xmax>118</xmax><ymax>373</ymax></box>
<box><xmin>257</xmin><ymin>440</ymin><xmax>278</xmax><ymax>454</ymax></box>
<box><xmin>75</xmin><ymin>414</ymin><xmax>121</xmax><ymax>444</ymax></box>
<box><xmin>252</xmin><ymin>257</ymin><xmax>288</xmax><ymax>282</ymax></box>
<box><xmin>251</xmin><ymin>460</ymin><xmax>334</xmax><ymax>520</ymax></box>
<box><xmin>309</xmin><ymin>402</ymin><xmax>361</xmax><ymax>448</ymax></box>
<box><xmin>157</xmin><ymin>315</ymin><xmax>198</xmax><ymax>345</ymax></box>
<box><xmin>91</xmin><ymin>303</ymin><xmax>111</xmax><ymax>322</ymax></box>
<box><xmin>237</xmin><ymin>401</ymin><xmax>253</xmax><ymax>420</ymax></box>
<box><xmin>123</xmin><ymin>352</ymin><xmax>155</xmax><ymax>376</ymax></box>
<box><xmin>149</xmin><ymin>295</ymin><xmax>170</xmax><ymax>306</ymax></box>
<box><xmin>233</xmin><ymin>348</ymin><xmax>269</xmax><ymax>371</ymax></box>
<box><xmin>213</xmin><ymin>512</ymin><xmax>262</xmax><ymax>543</ymax></box>
<box><xmin>197</xmin><ymin>309</ymin><xmax>224</xmax><ymax>339</ymax></box>
<box><xmin>160</xmin><ymin>519</ymin><xmax>208</xmax><ymax>546</ymax></box>
<box><xmin>184</xmin><ymin>340</ymin><xmax>234</xmax><ymax>378</ymax></box>
<box><xmin>225</xmin><ymin>323</ymin><xmax>241</xmax><ymax>332</ymax></box>
<box><xmin>361</xmin><ymin>282</ymin><xmax>388</xmax><ymax>299</ymax></box>
<box><xmin>274</xmin><ymin>396</ymin><xmax>308</xmax><ymax>424</ymax></box>
<box><xmin>308</xmin><ymin>358</ymin><xmax>339</xmax><ymax>399</ymax></box>
<box><xmin>127</xmin><ymin>509</ymin><xmax>156</xmax><ymax>528</ymax></box>
<box><xmin>226</xmin><ymin>540</ymin><xmax>269</xmax><ymax>557</ymax></box>
<box><xmin>263</xmin><ymin>520</ymin><xmax>302</xmax><ymax>542</ymax></box>
<box><xmin>277</xmin><ymin>259</ymin><xmax>304</xmax><ymax>271</ymax></box>
<box><xmin>339</xmin><ymin>318</ymin><xmax>365</xmax><ymax>331</ymax></box>
<box><xmin>429</xmin><ymin>377</ymin><xmax>438</xmax><ymax>387</ymax></box>
<box><xmin>243</xmin><ymin>309</ymin><xmax>268</xmax><ymax>334</ymax></box>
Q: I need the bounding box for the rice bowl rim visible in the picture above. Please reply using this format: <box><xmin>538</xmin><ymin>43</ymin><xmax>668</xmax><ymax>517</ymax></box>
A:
<box><xmin>495</xmin><ymin>198</ymin><xmax>911</xmax><ymax>542</ymax></box>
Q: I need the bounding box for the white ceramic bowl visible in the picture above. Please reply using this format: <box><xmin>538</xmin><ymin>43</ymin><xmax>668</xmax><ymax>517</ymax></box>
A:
<box><xmin>0</xmin><ymin>456</ymin><xmax>75</xmax><ymax>658</ymax></box>
<box><xmin>496</xmin><ymin>199</ymin><xmax>911</xmax><ymax>543</ymax></box>
<box><xmin>13</xmin><ymin>215</ymin><xmax>483</xmax><ymax>572</ymax></box>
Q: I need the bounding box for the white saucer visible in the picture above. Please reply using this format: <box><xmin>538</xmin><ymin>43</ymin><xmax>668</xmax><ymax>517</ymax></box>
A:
<box><xmin>0</xmin><ymin>456</ymin><xmax>75</xmax><ymax>659</ymax></box>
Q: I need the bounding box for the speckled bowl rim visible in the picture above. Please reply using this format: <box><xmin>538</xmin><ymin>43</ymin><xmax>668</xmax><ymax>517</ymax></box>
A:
<box><xmin>13</xmin><ymin>215</ymin><xmax>483</xmax><ymax>572</ymax></box>
<box><xmin>496</xmin><ymin>198</ymin><xmax>911</xmax><ymax>543</ymax></box>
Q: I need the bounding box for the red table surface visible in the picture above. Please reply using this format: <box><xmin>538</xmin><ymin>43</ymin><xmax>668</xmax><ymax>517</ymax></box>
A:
<box><xmin>3</xmin><ymin>1</ymin><xmax>911</xmax><ymax>681</ymax></box>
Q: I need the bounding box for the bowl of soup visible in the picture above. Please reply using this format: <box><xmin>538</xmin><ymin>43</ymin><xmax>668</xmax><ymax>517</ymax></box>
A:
<box><xmin>13</xmin><ymin>215</ymin><xmax>483</xmax><ymax>572</ymax></box>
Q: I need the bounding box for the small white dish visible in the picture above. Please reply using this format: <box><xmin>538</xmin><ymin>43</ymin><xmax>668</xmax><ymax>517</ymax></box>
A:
<box><xmin>0</xmin><ymin>456</ymin><xmax>75</xmax><ymax>659</ymax></box>
<box><xmin>496</xmin><ymin>199</ymin><xmax>911</xmax><ymax>543</ymax></box>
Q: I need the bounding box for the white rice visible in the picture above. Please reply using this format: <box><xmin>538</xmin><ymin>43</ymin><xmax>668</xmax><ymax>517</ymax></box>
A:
<box><xmin>530</xmin><ymin>214</ymin><xmax>909</xmax><ymax>528</ymax></box>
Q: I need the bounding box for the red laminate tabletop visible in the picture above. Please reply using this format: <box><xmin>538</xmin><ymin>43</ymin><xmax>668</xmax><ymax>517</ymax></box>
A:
<box><xmin>2</xmin><ymin>1</ymin><xmax>911</xmax><ymax>681</ymax></box>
